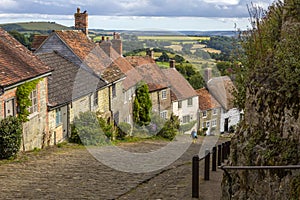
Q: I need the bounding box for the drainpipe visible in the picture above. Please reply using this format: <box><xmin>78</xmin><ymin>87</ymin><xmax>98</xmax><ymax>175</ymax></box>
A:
<box><xmin>157</xmin><ymin>90</ymin><xmax>161</xmax><ymax>114</ymax></box>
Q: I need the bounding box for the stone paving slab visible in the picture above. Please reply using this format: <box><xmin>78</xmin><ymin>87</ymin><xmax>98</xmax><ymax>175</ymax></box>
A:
<box><xmin>0</xmin><ymin>136</ymin><xmax>228</xmax><ymax>200</ymax></box>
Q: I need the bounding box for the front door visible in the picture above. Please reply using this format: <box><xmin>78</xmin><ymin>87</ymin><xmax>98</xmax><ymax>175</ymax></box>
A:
<box><xmin>224</xmin><ymin>118</ymin><xmax>229</xmax><ymax>132</ymax></box>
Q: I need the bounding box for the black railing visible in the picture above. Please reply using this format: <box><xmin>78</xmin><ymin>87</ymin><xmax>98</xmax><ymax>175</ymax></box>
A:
<box><xmin>192</xmin><ymin>140</ymin><xmax>231</xmax><ymax>198</ymax></box>
<box><xmin>192</xmin><ymin>139</ymin><xmax>300</xmax><ymax>199</ymax></box>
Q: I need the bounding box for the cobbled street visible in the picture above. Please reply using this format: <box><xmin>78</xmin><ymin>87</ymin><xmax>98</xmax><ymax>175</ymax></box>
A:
<box><xmin>0</xmin><ymin>135</ymin><xmax>228</xmax><ymax>200</ymax></box>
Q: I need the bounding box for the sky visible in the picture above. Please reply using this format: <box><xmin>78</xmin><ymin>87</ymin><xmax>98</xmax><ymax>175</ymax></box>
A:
<box><xmin>0</xmin><ymin>0</ymin><xmax>276</xmax><ymax>31</ymax></box>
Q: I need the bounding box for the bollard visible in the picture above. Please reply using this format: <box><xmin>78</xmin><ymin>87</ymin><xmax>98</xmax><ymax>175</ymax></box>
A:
<box><xmin>222</xmin><ymin>143</ymin><xmax>225</xmax><ymax>163</ymax></box>
<box><xmin>218</xmin><ymin>144</ymin><xmax>222</xmax><ymax>166</ymax></box>
<box><xmin>204</xmin><ymin>149</ymin><xmax>210</xmax><ymax>180</ymax></box>
<box><xmin>192</xmin><ymin>155</ymin><xmax>199</xmax><ymax>198</ymax></box>
<box><xmin>212</xmin><ymin>146</ymin><xmax>217</xmax><ymax>171</ymax></box>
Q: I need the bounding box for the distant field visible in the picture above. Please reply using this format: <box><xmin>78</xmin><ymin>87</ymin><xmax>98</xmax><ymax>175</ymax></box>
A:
<box><xmin>138</xmin><ymin>35</ymin><xmax>210</xmax><ymax>41</ymax></box>
<box><xmin>0</xmin><ymin>22</ymin><xmax>71</xmax><ymax>31</ymax></box>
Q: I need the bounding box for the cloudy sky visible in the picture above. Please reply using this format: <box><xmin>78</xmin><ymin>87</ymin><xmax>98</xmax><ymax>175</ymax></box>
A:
<box><xmin>0</xmin><ymin>0</ymin><xmax>276</xmax><ymax>31</ymax></box>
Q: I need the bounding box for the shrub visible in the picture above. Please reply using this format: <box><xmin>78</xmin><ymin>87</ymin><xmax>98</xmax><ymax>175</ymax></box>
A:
<box><xmin>98</xmin><ymin>117</ymin><xmax>114</xmax><ymax>140</ymax></box>
<box><xmin>179</xmin><ymin>120</ymin><xmax>197</xmax><ymax>133</ymax></box>
<box><xmin>72</xmin><ymin>111</ymin><xmax>108</xmax><ymax>146</ymax></box>
<box><xmin>117</xmin><ymin>122</ymin><xmax>131</xmax><ymax>140</ymax></box>
<box><xmin>157</xmin><ymin>114</ymin><xmax>180</xmax><ymax>140</ymax></box>
<box><xmin>0</xmin><ymin>116</ymin><xmax>22</xmax><ymax>159</ymax></box>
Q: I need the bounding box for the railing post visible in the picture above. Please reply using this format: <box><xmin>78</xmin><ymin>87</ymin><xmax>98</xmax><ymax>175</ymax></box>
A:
<box><xmin>192</xmin><ymin>155</ymin><xmax>199</xmax><ymax>198</ymax></box>
<box><xmin>204</xmin><ymin>149</ymin><xmax>210</xmax><ymax>180</ymax></box>
<box><xmin>227</xmin><ymin>141</ymin><xmax>231</xmax><ymax>156</ymax></box>
<box><xmin>212</xmin><ymin>146</ymin><xmax>217</xmax><ymax>171</ymax></box>
<box><xmin>218</xmin><ymin>144</ymin><xmax>222</xmax><ymax>166</ymax></box>
<box><xmin>222</xmin><ymin>143</ymin><xmax>225</xmax><ymax>163</ymax></box>
<box><xmin>224</xmin><ymin>142</ymin><xmax>228</xmax><ymax>160</ymax></box>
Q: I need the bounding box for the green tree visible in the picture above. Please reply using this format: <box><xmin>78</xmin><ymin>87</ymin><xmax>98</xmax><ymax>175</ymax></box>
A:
<box><xmin>158</xmin><ymin>51</ymin><xmax>169</xmax><ymax>62</ymax></box>
<box><xmin>189</xmin><ymin>72</ymin><xmax>205</xmax><ymax>89</ymax></box>
<box><xmin>133</xmin><ymin>82</ymin><xmax>152</xmax><ymax>126</ymax></box>
<box><xmin>8</xmin><ymin>30</ymin><xmax>29</xmax><ymax>48</ymax></box>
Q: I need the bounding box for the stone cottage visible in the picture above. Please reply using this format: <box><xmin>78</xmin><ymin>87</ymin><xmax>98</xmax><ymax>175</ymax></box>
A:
<box><xmin>0</xmin><ymin>28</ymin><xmax>52</xmax><ymax>151</ymax></box>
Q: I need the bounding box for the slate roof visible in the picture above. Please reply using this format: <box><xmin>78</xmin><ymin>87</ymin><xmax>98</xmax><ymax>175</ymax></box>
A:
<box><xmin>196</xmin><ymin>88</ymin><xmax>221</xmax><ymax>111</ymax></box>
<box><xmin>125</xmin><ymin>56</ymin><xmax>169</xmax><ymax>92</ymax></box>
<box><xmin>162</xmin><ymin>68</ymin><xmax>197</xmax><ymax>101</ymax></box>
<box><xmin>47</xmin><ymin>30</ymin><xmax>125</xmax><ymax>84</ymax></box>
<box><xmin>0</xmin><ymin>28</ymin><xmax>51</xmax><ymax>88</ymax></box>
<box><xmin>37</xmin><ymin>51</ymin><xmax>106</xmax><ymax>108</ymax></box>
<box><xmin>206</xmin><ymin>76</ymin><xmax>236</xmax><ymax>110</ymax></box>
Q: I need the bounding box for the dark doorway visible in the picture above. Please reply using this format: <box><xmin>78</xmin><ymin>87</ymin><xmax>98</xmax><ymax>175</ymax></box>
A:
<box><xmin>224</xmin><ymin>118</ymin><xmax>229</xmax><ymax>132</ymax></box>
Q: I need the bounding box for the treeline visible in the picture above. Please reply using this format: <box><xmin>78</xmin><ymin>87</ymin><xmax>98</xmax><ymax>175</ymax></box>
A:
<box><xmin>200</xmin><ymin>36</ymin><xmax>238</xmax><ymax>61</ymax></box>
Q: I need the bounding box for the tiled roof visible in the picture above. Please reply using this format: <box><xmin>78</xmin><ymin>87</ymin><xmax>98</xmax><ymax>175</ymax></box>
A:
<box><xmin>53</xmin><ymin>30</ymin><xmax>125</xmax><ymax>84</ymax></box>
<box><xmin>0</xmin><ymin>28</ymin><xmax>51</xmax><ymax>87</ymax></box>
<box><xmin>31</xmin><ymin>35</ymin><xmax>48</xmax><ymax>50</ymax></box>
<box><xmin>162</xmin><ymin>68</ymin><xmax>197</xmax><ymax>101</ymax></box>
<box><xmin>37</xmin><ymin>51</ymin><xmax>106</xmax><ymax>108</ymax></box>
<box><xmin>196</xmin><ymin>88</ymin><xmax>221</xmax><ymax>111</ymax></box>
<box><xmin>113</xmin><ymin>57</ymin><xmax>143</xmax><ymax>90</ymax></box>
<box><xmin>207</xmin><ymin>76</ymin><xmax>236</xmax><ymax>110</ymax></box>
<box><xmin>125</xmin><ymin>56</ymin><xmax>155</xmax><ymax>67</ymax></box>
<box><xmin>125</xmin><ymin>56</ymin><xmax>169</xmax><ymax>92</ymax></box>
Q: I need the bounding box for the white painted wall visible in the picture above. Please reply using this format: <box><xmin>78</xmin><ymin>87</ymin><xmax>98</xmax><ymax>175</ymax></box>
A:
<box><xmin>172</xmin><ymin>95</ymin><xmax>199</xmax><ymax>134</ymax></box>
<box><xmin>220</xmin><ymin>108</ymin><xmax>241</xmax><ymax>133</ymax></box>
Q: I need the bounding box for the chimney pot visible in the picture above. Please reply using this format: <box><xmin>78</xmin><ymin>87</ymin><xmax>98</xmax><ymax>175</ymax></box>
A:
<box><xmin>102</xmin><ymin>36</ymin><xmax>105</xmax><ymax>41</ymax></box>
<box><xmin>170</xmin><ymin>60</ymin><xmax>175</xmax><ymax>68</ymax></box>
<box><xmin>77</xmin><ymin>7</ymin><xmax>80</xmax><ymax>13</ymax></box>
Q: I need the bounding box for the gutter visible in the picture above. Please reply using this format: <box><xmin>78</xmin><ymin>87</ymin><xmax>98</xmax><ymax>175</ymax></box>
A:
<box><xmin>3</xmin><ymin>72</ymin><xmax>52</xmax><ymax>91</ymax></box>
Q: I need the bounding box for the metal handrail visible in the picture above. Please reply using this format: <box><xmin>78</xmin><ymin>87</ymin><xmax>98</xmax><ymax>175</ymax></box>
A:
<box><xmin>220</xmin><ymin>165</ymin><xmax>300</xmax><ymax>170</ymax></box>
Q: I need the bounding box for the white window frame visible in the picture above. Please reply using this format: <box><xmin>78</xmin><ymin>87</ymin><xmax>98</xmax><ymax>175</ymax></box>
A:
<box><xmin>213</xmin><ymin>108</ymin><xmax>217</xmax><ymax>115</ymax></box>
<box><xmin>56</xmin><ymin>108</ymin><xmax>62</xmax><ymax>127</ymax></box>
<box><xmin>183</xmin><ymin>115</ymin><xmax>190</xmax><ymax>123</ymax></box>
<box><xmin>206</xmin><ymin>121</ymin><xmax>210</xmax><ymax>127</ymax></box>
<box><xmin>28</xmin><ymin>89</ymin><xmax>38</xmax><ymax>114</ymax></box>
<box><xmin>160</xmin><ymin>110</ymin><xmax>167</xmax><ymax>119</ymax></box>
<box><xmin>212</xmin><ymin>119</ymin><xmax>217</xmax><ymax>127</ymax></box>
<box><xmin>162</xmin><ymin>90</ymin><xmax>167</xmax><ymax>100</ymax></box>
<box><xmin>187</xmin><ymin>98</ymin><xmax>193</xmax><ymax>106</ymax></box>
<box><xmin>178</xmin><ymin>101</ymin><xmax>182</xmax><ymax>109</ymax></box>
<box><xmin>202</xmin><ymin>111</ymin><xmax>207</xmax><ymax>118</ymax></box>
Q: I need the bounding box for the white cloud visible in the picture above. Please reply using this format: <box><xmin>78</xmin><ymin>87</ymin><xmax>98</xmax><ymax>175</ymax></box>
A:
<box><xmin>0</xmin><ymin>0</ymin><xmax>18</xmax><ymax>9</ymax></box>
<box><xmin>203</xmin><ymin>0</ymin><xmax>240</xmax><ymax>5</ymax></box>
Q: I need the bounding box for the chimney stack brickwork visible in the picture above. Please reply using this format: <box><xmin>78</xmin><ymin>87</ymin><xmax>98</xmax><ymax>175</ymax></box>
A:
<box><xmin>74</xmin><ymin>8</ymin><xmax>88</xmax><ymax>35</ymax></box>
<box><xmin>170</xmin><ymin>60</ymin><xmax>176</xmax><ymax>68</ymax></box>
<box><xmin>204</xmin><ymin>68</ymin><xmax>212</xmax><ymax>83</ymax></box>
<box><xmin>112</xmin><ymin>32</ymin><xmax>122</xmax><ymax>55</ymax></box>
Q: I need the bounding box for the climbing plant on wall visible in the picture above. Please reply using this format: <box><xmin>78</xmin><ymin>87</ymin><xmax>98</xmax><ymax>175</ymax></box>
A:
<box><xmin>16</xmin><ymin>79</ymin><xmax>41</xmax><ymax>122</ymax></box>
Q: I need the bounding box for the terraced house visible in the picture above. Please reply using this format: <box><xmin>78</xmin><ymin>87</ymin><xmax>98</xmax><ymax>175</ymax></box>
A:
<box><xmin>162</xmin><ymin>60</ymin><xmax>199</xmax><ymax>133</ymax></box>
<box><xmin>0</xmin><ymin>28</ymin><xmax>52</xmax><ymax>151</ymax></box>
<box><xmin>126</xmin><ymin>55</ymin><xmax>172</xmax><ymax>120</ymax></box>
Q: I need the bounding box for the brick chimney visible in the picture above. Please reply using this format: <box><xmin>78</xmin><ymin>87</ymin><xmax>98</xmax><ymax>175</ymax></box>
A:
<box><xmin>146</xmin><ymin>49</ymin><xmax>154</xmax><ymax>59</ymax></box>
<box><xmin>204</xmin><ymin>68</ymin><xmax>212</xmax><ymax>83</ymax></box>
<box><xmin>99</xmin><ymin>37</ymin><xmax>112</xmax><ymax>57</ymax></box>
<box><xmin>74</xmin><ymin>7</ymin><xmax>88</xmax><ymax>35</ymax></box>
<box><xmin>169</xmin><ymin>60</ymin><xmax>175</xmax><ymax>68</ymax></box>
<box><xmin>111</xmin><ymin>32</ymin><xmax>122</xmax><ymax>55</ymax></box>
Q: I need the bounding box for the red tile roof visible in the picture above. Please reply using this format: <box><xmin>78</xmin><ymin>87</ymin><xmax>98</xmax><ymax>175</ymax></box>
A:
<box><xmin>0</xmin><ymin>28</ymin><xmax>51</xmax><ymax>88</ymax></box>
<box><xmin>196</xmin><ymin>88</ymin><xmax>221</xmax><ymax>111</ymax></box>
<box><xmin>125</xmin><ymin>56</ymin><xmax>169</xmax><ymax>92</ymax></box>
<box><xmin>112</xmin><ymin>57</ymin><xmax>143</xmax><ymax>90</ymax></box>
<box><xmin>162</xmin><ymin>68</ymin><xmax>197</xmax><ymax>101</ymax></box>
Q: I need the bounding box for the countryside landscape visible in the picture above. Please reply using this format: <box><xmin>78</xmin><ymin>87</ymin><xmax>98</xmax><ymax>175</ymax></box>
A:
<box><xmin>0</xmin><ymin>0</ymin><xmax>299</xmax><ymax>199</ymax></box>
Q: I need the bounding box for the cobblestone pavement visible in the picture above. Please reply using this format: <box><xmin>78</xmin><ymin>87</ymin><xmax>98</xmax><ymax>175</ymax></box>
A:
<box><xmin>0</xmin><ymin>135</ymin><xmax>228</xmax><ymax>200</ymax></box>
